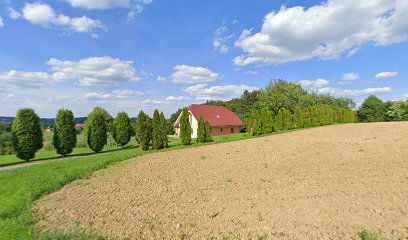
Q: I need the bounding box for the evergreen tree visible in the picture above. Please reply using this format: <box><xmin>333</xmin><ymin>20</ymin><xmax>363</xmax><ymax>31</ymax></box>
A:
<box><xmin>12</xmin><ymin>108</ymin><xmax>43</xmax><ymax>161</ymax></box>
<box><xmin>283</xmin><ymin>108</ymin><xmax>293</xmax><ymax>130</ymax></box>
<box><xmin>159</xmin><ymin>112</ymin><xmax>169</xmax><ymax>148</ymax></box>
<box><xmin>90</xmin><ymin>107</ymin><xmax>114</xmax><ymax>144</ymax></box>
<box><xmin>179</xmin><ymin>108</ymin><xmax>192</xmax><ymax>145</ymax></box>
<box><xmin>135</xmin><ymin>111</ymin><xmax>152</xmax><ymax>151</ymax></box>
<box><xmin>197</xmin><ymin>115</ymin><xmax>206</xmax><ymax>142</ymax></box>
<box><xmin>260</xmin><ymin>107</ymin><xmax>274</xmax><ymax>133</ymax></box>
<box><xmin>113</xmin><ymin>112</ymin><xmax>132</xmax><ymax>148</ymax></box>
<box><xmin>86</xmin><ymin>108</ymin><xmax>107</xmax><ymax>153</ymax></box>
<box><xmin>53</xmin><ymin>109</ymin><xmax>77</xmax><ymax>156</ymax></box>
<box><xmin>275</xmin><ymin>109</ymin><xmax>284</xmax><ymax>131</ymax></box>
<box><xmin>293</xmin><ymin>106</ymin><xmax>304</xmax><ymax>129</ymax></box>
<box><xmin>152</xmin><ymin>109</ymin><xmax>165</xmax><ymax>150</ymax></box>
<box><xmin>205</xmin><ymin>121</ymin><xmax>213</xmax><ymax>142</ymax></box>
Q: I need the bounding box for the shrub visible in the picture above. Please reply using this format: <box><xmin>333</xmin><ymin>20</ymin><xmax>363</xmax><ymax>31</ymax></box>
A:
<box><xmin>205</xmin><ymin>121</ymin><xmax>213</xmax><ymax>142</ymax></box>
<box><xmin>113</xmin><ymin>112</ymin><xmax>132</xmax><ymax>148</ymax></box>
<box><xmin>86</xmin><ymin>108</ymin><xmax>107</xmax><ymax>153</ymax></box>
<box><xmin>179</xmin><ymin>108</ymin><xmax>192</xmax><ymax>145</ymax></box>
<box><xmin>53</xmin><ymin>109</ymin><xmax>77</xmax><ymax>157</ymax></box>
<box><xmin>152</xmin><ymin>109</ymin><xmax>167</xmax><ymax>150</ymax></box>
<box><xmin>135</xmin><ymin>111</ymin><xmax>152</xmax><ymax>151</ymax></box>
<box><xmin>197</xmin><ymin>116</ymin><xmax>206</xmax><ymax>143</ymax></box>
<box><xmin>11</xmin><ymin>108</ymin><xmax>43</xmax><ymax>161</ymax></box>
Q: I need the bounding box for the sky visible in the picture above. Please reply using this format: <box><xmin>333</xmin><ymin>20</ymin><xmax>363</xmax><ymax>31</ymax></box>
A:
<box><xmin>0</xmin><ymin>0</ymin><xmax>407</xmax><ymax>118</ymax></box>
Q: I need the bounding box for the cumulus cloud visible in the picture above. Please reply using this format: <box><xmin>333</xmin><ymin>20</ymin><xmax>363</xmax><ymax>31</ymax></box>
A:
<box><xmin>299</xmin><ymin>79</ymin><xmax>330</xmax><ymax>89</ymax></box>
<box><xmin>171</xmin><ymin>65</ymin><xmax>219</xmax><ymax>84</ymax></box>
<box><xmin>0</xmin><ymin>16</ymin><xmax>3</xmax><ymax>28</ymax></box>
<box><xmin>318</xmin><ymin>87</ymin><xmax>391</xmax><ymax>96</ymax></box>
<box><xmin>19</xmin><ymin>3</ymin><xmax>104</xmax><ymax>36</ymax></box>
<box><xmin>84</xmin><ymin>90</ymin><xmax>145</xmax><ymax>100</ymax></box>
<box><xmin>156</xmin><ymin>76</ymin><xmax>166</xmax><ymax>82</ymax></box>
<box><xmin>374</xmin><ymin>71</ymin><xmax>398</xmax><ymax>79</ymax></box>
<box><xmin>213</xmin><ymin>26</ymin><xmax>234</xmax><ymax>53</ymax></box>
<box><xmin>184</xmin><ymin>84</ymin><xmax>259</xmax><ymax>101</ymax></box>
<box><xmin>166</xmin><ymin>96</ymin><xmax>189</xmax><ymax>101</ymax></box>
<box><xmin>340</xmin><ymin>73</ymin><xmax>359</xmax><ymax>84</ymax></box>
<box><xmin>0</xmin><ymin>56</ymin><xmax>140</xmax><ymax>88</ymax></box>
<box><xmin>63</xmin><ymin>0</ymin><xmax>152</xmax><ymax>18</ymax></box>
<box><xmin>7</xmin><ymin>7</ymin><xmax>22</xmax><ymax>19</ymax></box>
<box><xmin>234</xmin><ymin>0</ymin><xmax>408</xmax><ymax>65</ymax></box>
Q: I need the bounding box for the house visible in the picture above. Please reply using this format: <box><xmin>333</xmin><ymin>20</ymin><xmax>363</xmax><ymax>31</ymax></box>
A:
<box><xmin>174</xmin><ymin>104</ymin><xmax>244</xmax><ymax>138</ymax></box>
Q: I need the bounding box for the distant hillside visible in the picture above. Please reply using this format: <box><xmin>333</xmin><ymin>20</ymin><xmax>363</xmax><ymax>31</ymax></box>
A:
<box><xmin>0</xmin><ymin>116</ymin><xmax>137</xmax><ymax>125</ymax></box>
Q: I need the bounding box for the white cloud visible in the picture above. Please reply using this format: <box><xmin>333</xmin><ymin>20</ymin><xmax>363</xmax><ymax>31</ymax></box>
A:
<box><xmin>20</xmin><ymin>3</ymin><xmax>104</xmax><ymax>35</ymax></box>
<box><xmin>47</xmin><ymin>56</ymin><xmax>140</xmax><ymax>86</ymax></box>
<box><xmin>340</xmin><ymin>73</ymin><xmax>359</xmax><ymax>84</ymax></box>
<box><xmin>245</xmin><ymin>70</ymin><xmax>258</xmax><ymax>75</ymax></box>
<box><xmin>299</xmin><ymin>79</ymin><xmax>330</xmax><ymax>89</ymax></box>
<box><xmin>166</xmin><ymin>96</ymin><xmax>189</xmax><ymax>101</ymax></box>
<box><xmin>234</xmin><ymin>0</ymin><xmax>408</xmax><ymax>65</ymax></box>
<box><xmin>374</xmin><ymin>71</ymin><xmax>398</xmax><ymax>79</ymax></box>
<box><xmin>142</xmin><ymin>99</ymin><xmax>168</xmax><ymax>105</ymax></box>
<box><xmin>0</xmin><ymin>56</ymin><xmax>140</xmax><ymax>88</ymax></box>
<box><xmin>84</xmin><ymin>90</ymin><xmax>145</xmax><ymax>100</ymax></box>
<box><xmin>318</xmin><ymin>87</ymin><xmax>391</xmax><ymax>96</ymax></box>
<box><xmin>7</xmin><ymin>7</ymin><xmax>22</xmax><ymax>19</ymax></box>
<box><xmin>156</xmin><ymin>76</ymin><xmax>166</xmax><ymax>82</ymax></box>
<box><xmin>213</xmin><ymin>26</ymin><xmax>234</xmax><ymax>53</ymax></box>
<box><xmin>171</xmin><ymin>65</ymin><xmax>219</xmax><ymax>84</ymax></box>
<box><xmin>63</xmin><ymin>0</ymin><xmax>152</xmax><ymax>18</ymax></box>
<box><xmin>0</xmin><ymin>16</ymin><xmax>3</xmax><ymax>28</ymax></box>
<box><xmin>184</xmin><ymin>84</ymin><xmax>259</xmax><ymax>101</ymax></box>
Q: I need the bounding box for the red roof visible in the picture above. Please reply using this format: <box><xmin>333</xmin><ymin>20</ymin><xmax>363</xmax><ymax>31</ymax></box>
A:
<box><xmin>188</xmin><ymin>104</ymin><xmax>243</xmax><ymax>127</ymax></box>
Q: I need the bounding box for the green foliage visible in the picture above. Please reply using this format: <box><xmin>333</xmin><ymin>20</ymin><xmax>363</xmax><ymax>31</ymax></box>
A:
<box><xmin>152</xmin><ymin>110</ymin><xmax>168</xmax><ymax>150</ymax></box>
<box><xmin>358</xmin><ymin>230</ymin><xmax>381</xmax><ymax>240</ymax></box>
<box><xmin>260</xmin><ymin>107</ymin><xmax>274</xmax><ymax>133</ymax></box>
<box><xmin>197</xmin><ymin>116</ymin><xmax>206</xmax><ymax>143</ymax></box>
<box><xmin>135</xmin><ymin>111</ymin><xmax>152</xmax><ymax>151</ymax></box>
<box><xmin>11</xmin><ymin>108</ymin><xmax>43</xmax><ymax>161</ymax></box>
<box><xmin>179</xmin><ymin>108</ymin><xmax>192</xmax><ymax>145</ymax></box>
<box><xmin>159</xmin><ymin>112</ymin><xmax>169</xmax><ymax>148</ymax></box>
<box><xmin>385</xmin><ymin>101</ymin><xmax>408</xmax><ymax>121</ymax></box>
<box><xmin>53</xmin><ymin>109</ymin><xmax>77</xmax><ymax>157</ymax></box>
<box><xmin>293</xmin><ymin>106</ymin><xmax>304</xmax><ymax>129</ymax></box>
<box><xmin>246</xmin><ymin>111</ymin><xmax>262</xmax><ymax>136</ymax></box>
<box><xmin>205</xmin><ymin>121</ymin><xmax>213</xmax><ymax>142</ymax></box>
<box><xmin>113</xmin><ymin>112</ymin><xmax>132</xmax><ymax>148</ymax></box>
<box><xmin>357</xmin><ymin>95</ymin><xmax>385</xmax><ymax>122</ymax></box>
<box><xmin>0</xmin><ymin>122</ymin><xmax>13</xmax><ymax>155</ymax></box>
<box><xmin>86</xmin><ymin>108</ymin><xmax>107</xmax><ymax>153</ymax></box>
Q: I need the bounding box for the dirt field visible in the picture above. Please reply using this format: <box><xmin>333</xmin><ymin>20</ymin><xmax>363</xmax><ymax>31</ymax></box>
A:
<box><xmin>34</xmin><ymin>122</ymin><xmax>408</xmax><ymax>240</ymax></box>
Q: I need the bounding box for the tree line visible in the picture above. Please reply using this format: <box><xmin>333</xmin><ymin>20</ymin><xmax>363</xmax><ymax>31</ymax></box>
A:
<box><xmin>357</xmin><ymin>95</ymin><xmax>408</xmax><ymax>122</ymax></box>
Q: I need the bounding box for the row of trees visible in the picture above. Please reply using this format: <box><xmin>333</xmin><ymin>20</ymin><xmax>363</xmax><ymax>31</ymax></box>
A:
<box><xmin>178</xmin><ymin>108</ymin><xmax>212</xmax><ymax>146</ymax></box>
<box><xmin>10</xmin><ymin>107</ymin><xmax>171</xmax><ymax>161</ymax></box>
<box><xmin>247</xmin><ymin>105</ymin><xmax>356</xmax><ymax>135</ymax></box>
<box><xmin>357</xmin><ymin>95</ymin><xmax>408</xmax><ymax>122</ymax></box>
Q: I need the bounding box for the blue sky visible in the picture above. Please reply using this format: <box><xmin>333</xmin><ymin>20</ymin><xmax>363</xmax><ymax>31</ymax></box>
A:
<box><xmin>0</xmin><ymin>0</ymin><xmax>407</xmax><ymax>117</ymax></box>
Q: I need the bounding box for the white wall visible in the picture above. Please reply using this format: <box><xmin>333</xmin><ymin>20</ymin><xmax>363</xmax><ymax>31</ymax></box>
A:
<box><xmin>174</xmin><ymin>110</ymin><xmax>198</xmax><ymax>138</ymax></box>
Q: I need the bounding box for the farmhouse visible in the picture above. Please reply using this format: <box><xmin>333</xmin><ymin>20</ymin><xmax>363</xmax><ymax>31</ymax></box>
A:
<box><xmin>174</xmin><ymin>104</ymin><xmax>244</xmax><ymax>138</ymax></box>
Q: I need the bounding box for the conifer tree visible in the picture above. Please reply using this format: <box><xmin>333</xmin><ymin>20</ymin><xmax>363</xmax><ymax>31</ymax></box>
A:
<box><xmin>275</xmin><ymin>109</ymin><xmax>285</xmax><ymax>131</ymax></box>
<box><xmin>113</xmin><ymin>112</ymin><xmax>132</xmax><ymax>149</ymax></box>
<box><xmin>283</xmin><ymin>108</ymin><xmax>293</xmax><ymax>130</ymax></box>
<box><xmin>136</xmin><ymin>111</ymin><xmax>152</xmax><ymax>151</ymax></box>
<box><xmin>152</xmin><ymin>109</ymin><xmax>164</xmax><ymax>149</ymax></box>
<box><xmin>197</xmin><ymin>115</ymin><xmax>206</xmax><ymax>142</ymax></box>
<box><xmin>86</xmin><ymin>108</ymin><xmax>107</xmax><ymax>153</ymax></box>
<box><xmin>53</xmin><ymin>109</ymin><xmax>77</xmax><ymax>156</ymax></box>
<box><xmin>12</xmin><ymin>108</ymin><xmax>43</xmax><ymax>161</ymax></box>
<box><xmin>159</xmin><ymin>112</ymin><xmax>169</xmax><ymax>148</ymax></box>
<box><xmin>260</xmin><ymin>107</ymin><xmax>274</xmax><ymax>133</ymax></box>
<box><xmin>179</xmin><ymin>108</ymin><xmax>192</xmax><ymax>145</ymax></box>
<box><xmin>205</xmin><ymin>121</ymin><xmax>213</xmax><ymax>142</ymax></box>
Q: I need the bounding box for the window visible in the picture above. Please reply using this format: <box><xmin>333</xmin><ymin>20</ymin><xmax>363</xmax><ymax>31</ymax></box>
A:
<box><xmin>220</xmin><ymin>128</ymin><xmax>223</xmax><ymax>133</ymax></box>
<box><xmin>231</xmin><ymin>128</ymin><xmax>234</xmax><ymax>133</ymax></box>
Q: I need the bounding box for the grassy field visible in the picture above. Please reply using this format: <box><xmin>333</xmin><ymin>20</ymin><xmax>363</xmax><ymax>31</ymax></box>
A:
<box><xmin>0</xmin><ymin>131</ymin><xmax>278</xmax><ymax>240</ymax></box>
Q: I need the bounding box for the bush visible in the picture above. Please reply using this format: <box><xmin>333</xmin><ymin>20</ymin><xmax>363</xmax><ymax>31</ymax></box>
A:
<box><xmin>179</xmin><ymin>108</ymin><xmax>191</xmax><ymax>145</ymax></box>
<box><xmin>86</xmin><ymin>108</ymin><xmax>107</xmax><ymax>153</ymax></box>
<box><xmin>53</xmin><ymin>109</ymin><xmax>77</xmax><ymax>157</ymax></box>
<box><xmin>135</xmin><ymin>111</ymin><xmax>152</xmax><ymax>151</ymax></box>
<box><xmin>11</xmin><ymin>108</ymin><xmax>43</xmax><ymax>161</ymax></box>
<box><xmin>197</xmin><ymin>116</ymin><xmax>206</xmax><ymax>143</ymax></box>
<box><xmin>113</xmin><ymin>112</ymin><xmax>132</xmax><ymax>148</ymax></box>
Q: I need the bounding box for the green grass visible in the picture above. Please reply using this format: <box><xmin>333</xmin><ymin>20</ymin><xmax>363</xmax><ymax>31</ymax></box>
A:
<box><xmin>358</xmin><ymin>230</ymin><xmax>382</xmax><ymax>240</ymax></box>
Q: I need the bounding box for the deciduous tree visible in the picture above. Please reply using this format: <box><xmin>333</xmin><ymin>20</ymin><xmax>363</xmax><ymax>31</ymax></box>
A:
<box><xmin>53</xmin><ymin>109</ymin><xmax>77</xmax><ymax>156</ymax></box>
<box><xmin>113</xmin><ymin>112</ymin><xmax>132</xmax><ymax>148</ymax></box>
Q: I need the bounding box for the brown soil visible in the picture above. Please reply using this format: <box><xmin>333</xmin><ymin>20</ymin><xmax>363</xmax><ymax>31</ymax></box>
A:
<box><xmin>34</xmin><ymin>122</ymin><xmax>408</xmax><ymax>240</ymax></box>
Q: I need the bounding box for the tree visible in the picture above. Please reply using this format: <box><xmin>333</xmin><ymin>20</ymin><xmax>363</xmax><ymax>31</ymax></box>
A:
<box><xmin>159</xmin><ymin>112</ymin><xmax>169</xmax><ymax>148</ymax></box>
<box><xmin>53</xmin><ymin>109</ymin><xmax>77</xmax><ymax>157</ymax></box>
<box><xmin>293</xmin><ymin>106</ymin><xmax>304</xmax><ymax>129</ymax></box>
<box><xmin>179</xmin><ymin>108</ymin><xmax>192</xmax><ymax>145</ymax></box>
<box><xmin>113</xmin><ymin>112</ymin><xmax>132</xmax><ymax>148</ymax></box>
<box><xmin>86</xmin><ymin>108</ymin><xmax>107</xmax><ymax>153</ymax></box>
<box><xmin>205</xmin><ymin>121</ymin><xmax>213</xmax><ymax>142</ymax></box>
<box><xmin>11</xmin><ymin>108</ymin><xmax>43</xmax><ymax>161</ymax></box>
<box><xmin>152</xmin><ymin>109</ymin><xmax>166</xmax><ymax>150</ymax></box>
<box><xmin>283</xmin><ymin>108</ymin><xmax>293</xmax><ymax>130</ymax></box>
<box><xmin>197</xmin><ymin>116</ymin><xmax>206</xmax><ymax>142</ymax></box>
<box><xmin>90</xmin><ymin>107</ymin><xmax>114</xmax><ymax>144</ymax></box>
<box><xmin>357</xmin><ymin>95</ymin><xmax>385</xmax><ymax>122</ymax></box>
<box><xmin>135</xmin><ymin>111</ymin><xmax>152</xmax><ymax>151</ymax></box>
<box><xmin>260</xmin><ymin>107</ymin><xmax>274</xmax><ymax>133</ymax></box>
